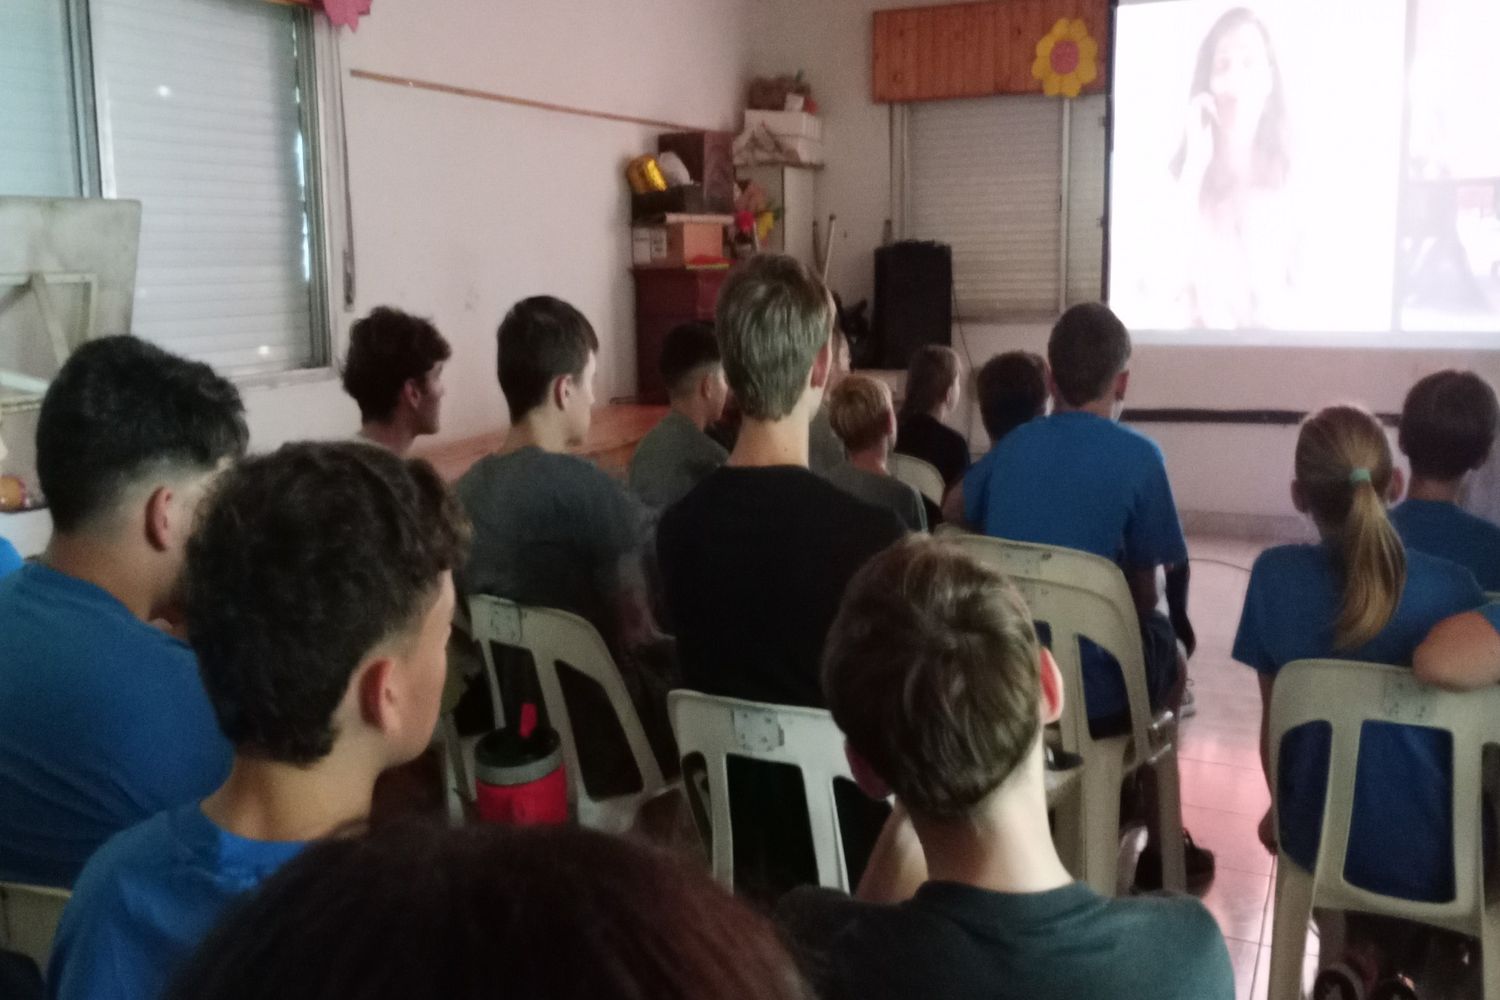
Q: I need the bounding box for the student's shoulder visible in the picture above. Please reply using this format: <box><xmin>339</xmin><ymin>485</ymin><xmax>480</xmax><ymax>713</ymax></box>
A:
<box><xmin>1405</xmin><ymin>548</ymin><xmax>1485</xmax><ymax>600</ymax></box>
<box><xmin>1102</xmin><ymin>893</ymin><xmax>1233</xmax><ymax>994</ymax></box>
<box><xmin>69</xmin><ymin>808</ymin><xmax>184</xmax><ymax>906</ymax></box>
<box><xmin>1250</xmin><ymin>542</ymin><xmax>1325</xmax><ymax>578</ymax></box>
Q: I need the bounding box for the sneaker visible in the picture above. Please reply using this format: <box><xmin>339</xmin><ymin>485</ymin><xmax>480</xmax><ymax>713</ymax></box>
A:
<box><xmin>1179</xmin><ymin>679</ymin><xmax>1198</xmax><ymax>720</ymax></box>
<box><xmin>1132</xmin><ymin>829</ymin><xmax>1215</xmax><ymax>893</ymax></box>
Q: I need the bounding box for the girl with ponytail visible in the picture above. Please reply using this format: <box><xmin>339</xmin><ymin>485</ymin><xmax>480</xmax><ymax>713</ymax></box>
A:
<box><xmin>1233</xmin><ymin>404</ymin><xmax>1484</xmax><ymax>907</ymax></box>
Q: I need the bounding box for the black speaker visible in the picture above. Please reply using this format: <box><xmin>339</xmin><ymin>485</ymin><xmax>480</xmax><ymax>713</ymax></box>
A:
<box><xmin>873</xmin><ymin>241</ymin><xmax>952</xmax><ymax>370</ymax></box>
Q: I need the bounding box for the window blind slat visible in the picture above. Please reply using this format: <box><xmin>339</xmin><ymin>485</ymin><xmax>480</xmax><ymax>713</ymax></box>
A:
<box><xmin>91</xmin><ymin>0</ymin><xmax>318</xmax><ymax>372</ymax></box>
<box><xmin>0</xmin><ymin>0</ymin><xmax>81</xmax><ymax>197</ymax></box>
<box><xmin>910</xmin><ymin>96</ymin><xmax>1063</xmax><ymax>314</ymax></box>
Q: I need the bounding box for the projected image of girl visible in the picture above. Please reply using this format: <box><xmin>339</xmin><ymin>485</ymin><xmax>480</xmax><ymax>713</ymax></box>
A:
<box><xmin>1169</xmin><ymin>7</ymin><xmax>1301</xmax><ymax>329</ymax></box>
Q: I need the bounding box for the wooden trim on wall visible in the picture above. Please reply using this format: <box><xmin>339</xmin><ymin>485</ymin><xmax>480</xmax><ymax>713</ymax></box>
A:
<box><xmin>348</xmin><ymin>69</ymin><xmax>716</xmax><ymax>133</ymax></box>
<box><xmin>872</xmin><ymin>0</ymin><xmax>1110</xmax><ymax>103</ymax></box>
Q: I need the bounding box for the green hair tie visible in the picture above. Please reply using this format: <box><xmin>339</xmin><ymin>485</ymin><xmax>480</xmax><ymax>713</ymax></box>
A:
<box><xmin>1348</xmin><ymin>468</ymin><xmax>1372</xmax><ymax>485</ymax></box>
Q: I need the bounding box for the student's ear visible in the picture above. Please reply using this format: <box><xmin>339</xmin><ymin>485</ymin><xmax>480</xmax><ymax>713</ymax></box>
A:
<box><xmin>1388</xmin><ymin>466</ymin><xmax>1405</xmax><ymax>504</ymax></box>
<box><xmin>144</xmin><ymin>485</ymin><xmax>175</xmax><ymax>553</ymax></box>
<box><xmin>1045</xmin><ymin>367</ymin><xmax>1064</xmax><ymax>407</ymax></box>
<box><xmin>697</xmin><ymin>371</ymin><xmax>715</xmax><ymax>404</ymax></box>
<box><xmin>1038</xmin><ymin>647</ymin><xmax>1065</xmax><ymax>724</ymax></box>
<box><xmin>809</xmin><ymin>338</ymin><xmax>832</xmax><ymax>391</ymax></box>
<box><xmin>885</xmin><ymin>407</ymin><xmax>898</xmax><ymax>439</ymax></box>
<box><xmin>1290</xmin><ymin>479</ymin><xmax>1309</xmax><ymax>513</ymax></box>
<box><xmin>399</xmin><ymin>377</ymin><xmax>423</xmax><ymax>412</ymax></box>
<box><xmin>550</xmin><ymin>373</ymin><xmax>571</xmax><ymax>413</ymax></box>
<box><xmin>845</xmin><ymin>743</ymin><xmax>892</xmax><ymax>802</ymax></box>
<box><xmin>1114</xmin><ymin>369</ymin><xmax>1130</xmax><ymax>402</ymax></box>
<box><xmin>356</xmin><ymin>655</ymin><xmax>400</xmax><ymax>734</ymax></box>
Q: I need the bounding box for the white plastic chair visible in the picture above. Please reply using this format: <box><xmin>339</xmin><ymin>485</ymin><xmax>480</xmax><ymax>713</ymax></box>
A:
<box><xmin>0</xmin><ymin>881</ymin><xmax>70</xmax><ymax>970</ymax></box>
<box><xmin>668</xmin><ymin>690</ymin><xmax>862</xmax><ymax>892</ymax></box>
<box><xmin>467</xmin><ymin>595</ymin><xmax>677</xmax><ymax>834</ymax></box>
<box><xmin>1266</xmin><ymin>659</ymin><xmax>1500</xmax><ymax>1000</ymax></box>
<box><xmin>946</xmin><ymin>533</ymin><xmax>1187</xmax><ymax>895</ymax></box>
<box><xmin>888</xmin><ymin>453</ymin><xmax>946</xmax><ymax>508</ymax></box>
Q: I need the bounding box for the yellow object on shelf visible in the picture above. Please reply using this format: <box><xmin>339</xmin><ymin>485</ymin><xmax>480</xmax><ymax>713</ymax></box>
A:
<box><xmin>625</xmin><ymin>155</ymin><xmax>668</xmax><ymax>195</ymax></box>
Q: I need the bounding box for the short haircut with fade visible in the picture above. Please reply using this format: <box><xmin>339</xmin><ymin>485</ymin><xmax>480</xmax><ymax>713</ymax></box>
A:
<box><xmin>828</xmin><ymin>374</ymin><xmax>894</xmax><ymax>452</ymax></box>
<box><xmin>977</xmin><ymin>351</ymin><xmax>1048</xmax><ymax>443</ymax></box>
<box><xmin>36</xmin><ymin>336</ymin><xmax>248</xmax><ymax>534</ymax></box>
<box><xmin>497</xmin><ymin>296</ymin><xmax>599</xmax><ymax>421</ymax></box>
<box><xmin>659</xmin><ymin>321</ymin><xmax>721</xmax><ymax>398</ymax></box>
<box><xmin>715</xmin><ymin>254</ymin><xmax>833</xmax><ymax>421</ymax></box>
<box><xmin>184</xmin><ymin>442</ymin><xmax>469</xmax><ymax>765</ymax></box>
<box><xmin>822</xmin><ymin>538</ymin><xmax>1042</xmax><ymax>819</ymax></box>
<box><xmin>1399</xmin><ymin>370</ymin><xmax>1499</xmax><ymax>480</ymax></box>
<box><xmin>1047</xmin><ymin>303</ymin><xmax>1131</xmax><ymax>408</ymax></box>
<box><xmin>342</xmin><ymin>307</ymin><xmax>452</xmax><ymax>423</ymax></box>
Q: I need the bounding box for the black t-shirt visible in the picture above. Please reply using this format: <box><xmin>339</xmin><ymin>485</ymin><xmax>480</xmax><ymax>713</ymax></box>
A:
<box><xmin>657</xmin><ymin>466</ymin><xmax>906</xmax><ymax>708</ymax></box>
<box><xmin>896</xmin><ymin>412</ymin><xmax>971</xmax><ymax>489</ymax></box>
<box><xmin>779</xmin><ymin>881</ymin><xmax>1234</xmax><ymax>1000</ymax></box>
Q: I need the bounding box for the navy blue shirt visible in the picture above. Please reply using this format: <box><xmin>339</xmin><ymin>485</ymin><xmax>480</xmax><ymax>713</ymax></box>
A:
<box><xmin>1233</xmin><ymin>543</ymin><xmax>1484</xmax><ymax>901</ymax></box>
<box><xmin>0</xmin><ymin>565</ymin><xmax>232</xmax><ymax>887</ymax></box>
<box><xmin>49</xmin><ymin>804</ymin><xmax>304</xmax><ymax>1000</ymax></box>
<box><xmin>1390</xmin><ymin>498</ymin><xmax>1500</xmax><ymax>591</ymax></box>
<box><xmin>963</xmin><ymin>412</ymin><xmax>1188</xmax><ymax>719</ymax></box>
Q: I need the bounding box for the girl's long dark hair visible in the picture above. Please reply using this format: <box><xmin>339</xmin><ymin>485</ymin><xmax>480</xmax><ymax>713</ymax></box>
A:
<box><xmin>1170</xmin><ymin>7</ymin><xmax>1291</xmax><ymax>195</ymax></box>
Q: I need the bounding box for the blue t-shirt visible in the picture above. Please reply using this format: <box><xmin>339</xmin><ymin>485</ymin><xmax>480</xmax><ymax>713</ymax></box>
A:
<box><xmin>0</xmin><ymin>565</ymin><xmax>232</xmax><ymax>887</ymax></box>
<box><xmin>0</xmin><ymin>537</ymin><xmax>22</xmax><ymax>578</ymax></box>
<box><xmin>1390</xmin><ymin>498</ymin><xmax>1500</xmax><ymax>592</ymax></box>
<box><xmin>48</xmin><ymin>804</ymin><xmax>304</xmax><ymax>1000</ymax></box>
<box><xmin>1233</xmin><ymin>543</ymin><xmax>1484</xmax><ymax>901</ymax></box>
<box><xmin>963</xmin><ymin>412</ymin><xmax>1188</xmax><ymax>719</ymax></box>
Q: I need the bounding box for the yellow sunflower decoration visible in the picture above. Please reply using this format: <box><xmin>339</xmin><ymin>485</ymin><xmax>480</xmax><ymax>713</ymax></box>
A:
<box><xmin>1032</xmin><ymin>18</ymin><xmax>1099</xmax><ymax>98</ymax></box>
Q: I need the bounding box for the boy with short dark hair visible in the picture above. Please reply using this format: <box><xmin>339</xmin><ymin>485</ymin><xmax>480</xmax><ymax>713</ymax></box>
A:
<box><xmin>824</xmin><ymin>375</ymin><xmax>926</xmax><ymax>532</ymax></box>
<box><xmin>976</xmin><ymin>350</ymin><xmax>1048</xmax><ymax>445</ymax></box>
<box><xmin>0</xmin><ymin>337</ymin><xmax>246</xmax><ymax>889</ymax></box>
<box><xmin>628</xmin><ymin>321</ymin><xmax>729</xmax><ymax>510</ymax></box>
<box><xmin>342</xmin><ymin>306</ymin><xmax>452</xmax><ymax>456</ymax></box>
<box><xmin>457</xmin><ymin>296</ymin><xmax>671</xmax><ymax>790</ymax></box>
<box><xmin>783</xmin><ymin>538</ymin><xmax>1232</xmax><ymax>1000</ymax></box>
<box><xmin>1391</xmin><ymin>369</ymin><xmax>1500</xmax><ymax>589</ymax></box>
<box><xmin>48</xmin><ymin>441</ymin><xmax>467</xmax><ymax>1000</ymax></box>
<box><xmin>962</xmin><ymin>303</ymin><xmax>1210</xmax><ymax>888</ymax></box>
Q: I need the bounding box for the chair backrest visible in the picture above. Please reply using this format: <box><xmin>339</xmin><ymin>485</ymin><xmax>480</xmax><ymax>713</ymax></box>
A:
<box><xmin>0</xmin><ymin>882</ymin><xmax>70</xmax><ymax>970</ymax></box>
<box><xmin>668</xmin><ymin>689</ymin><xmax>858</xmax><ymax>892</ymax></box>
<box><xmin>1269</xmin><ymin>659</ymin><xmax>1500</xmax><ymax>936</ymax></box>
<box><xmin>944</xmin><ymin>534</ymin><xmax>1154</xmax><ymax>763</ymax></box>
<box><xmin>888</xmin><ymin>453</ymin><xmax>946</xmax><ymax>508</ymax></box>
<box><xmin>467</xmin><ymin>595</ymin><xmax>667</xmax><ymax>831</ymax></box>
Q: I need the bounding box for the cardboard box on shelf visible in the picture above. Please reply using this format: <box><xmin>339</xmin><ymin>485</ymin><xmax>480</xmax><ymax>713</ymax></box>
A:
<box><xmin>632</xmin><ymin>214</ymin><xmax>732</xmax><ymax>267</ymax></box>
<box><xmin>744</xmin><ymin>110</ymin><xmax>822</xmax><ymax>141</ymax></box>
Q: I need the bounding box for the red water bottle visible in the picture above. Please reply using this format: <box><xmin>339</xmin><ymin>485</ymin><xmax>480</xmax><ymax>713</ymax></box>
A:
<box><xmin>473</xmin><ymin>703</ymin><xmax>568</xmax><ymax>826</ymax></box>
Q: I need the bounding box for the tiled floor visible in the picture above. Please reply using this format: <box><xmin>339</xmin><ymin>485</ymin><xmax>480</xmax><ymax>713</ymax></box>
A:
<box><xmin>1176</xmin><ymin>535</ymin><xmax>1319</xmax><ymax>1000</ymax></box>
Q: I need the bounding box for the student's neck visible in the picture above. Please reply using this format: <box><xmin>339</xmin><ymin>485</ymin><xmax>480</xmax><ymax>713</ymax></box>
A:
<box><xmin>201</xmin><ymin>751</ymin><xmax>382</xmax><ymax>843</ymax></box>
<box><xmin>670</xmin><ymin>397</ymin><xmax>708</xmax><ymax>432</ymax></box>
<box><xmin>911</xmin><ymin>755</ymin><xmax>1073</xmax><ymax>895</ymax></box>
<box><xmin>42</xmin><ymin>532</ymin><xmax>163</xmax><ymax>622</ymax></box>
<box><xmin>1053</xmin><ymin>396</ymin><xmax>1115</xmax><ymax>420</ymax></box>
<box><xmin>502</xmin><ymin>412</ymin><xmax>571</xmax><ymax>455</ymax></box>
<box><xmin>1406</xmin><ymin>476</ymin><xmax>1463</xmax><ymax>504</ymax></box>
<box><xmin>358</xmin><ymin>419</ymin><xmax>417</xmax><ymax>457</ymax></box>
<box><xmin>729</xmin><ymin>415</ymin><xmax>810</xmax><ymax>468</ymax></box>
<box><xmin>849</xmin><ymin>445</ymin><xmax>889</xmax><ymax>475</ymax></box>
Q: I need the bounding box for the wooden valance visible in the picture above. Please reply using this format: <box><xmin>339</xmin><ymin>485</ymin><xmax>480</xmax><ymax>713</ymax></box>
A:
<box><xmin>872</xmin><ymin>0</ymin><xmax>1109</xmax><ymax>102</ymax></box>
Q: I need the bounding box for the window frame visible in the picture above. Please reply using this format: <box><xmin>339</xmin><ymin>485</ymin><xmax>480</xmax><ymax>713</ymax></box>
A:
<box><xmin>893</xmin><ymin>94</ymin><xmax>1109</xmax><ymax>323</ymax></box>
<box><xmin>51</xmin><ymin>0</ymin><xmax>349</xmax><ymax>384</ymax></box>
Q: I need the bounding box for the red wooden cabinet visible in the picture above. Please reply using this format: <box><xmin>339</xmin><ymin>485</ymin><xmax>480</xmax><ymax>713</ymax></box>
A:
<box><xmin>632</xmin><ymin>267</ymin><xmax>729</xmax><ymax>404</ymax></box>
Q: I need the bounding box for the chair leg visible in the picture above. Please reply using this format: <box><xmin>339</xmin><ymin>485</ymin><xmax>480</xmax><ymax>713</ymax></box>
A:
<box><xmin>1268</xmin><ymin>861</ymin><xmax>1315</xmax><ymax>1000</ymax></box>
<box><xmin>1080</xmin><ymin>749</ymin><xmax>1125</xmax><ymax>896</ymax></box>
<box><xmin>1151</xmin><ymin>747</ymin><xmax>1187</xmax><ymax>894</ymax></box>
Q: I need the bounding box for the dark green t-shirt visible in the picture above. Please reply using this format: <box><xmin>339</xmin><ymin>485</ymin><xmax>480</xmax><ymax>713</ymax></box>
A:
<box><xmin>455</xmin><ymin>446</ymin><xmax>643</xmax><ymax>639</ymax></box>
<box><xmin>783</xmin><ymin>880</ymin><xmax>1233</xmax><ymax>1000</ymax></box>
